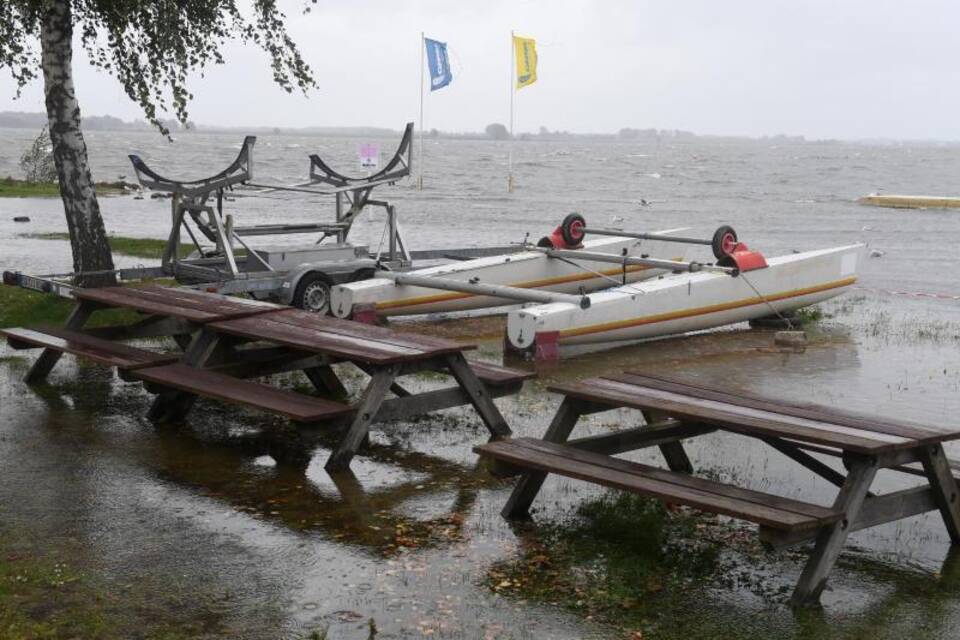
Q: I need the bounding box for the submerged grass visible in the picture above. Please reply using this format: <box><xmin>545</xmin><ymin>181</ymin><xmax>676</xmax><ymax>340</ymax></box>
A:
<box><xmin>0</xmin><ymin>527</ymin><xmax>199</xmax><ymax>640</ymax></box>
<box><xmin>487</xmin><ymin>491</ymin><xmax>724</xmax><ymax>637</ymax></box>
<box><xmin>490</xmin><ymin>489</ymin><xmax>960</xmax><ymax>639</ymax></box>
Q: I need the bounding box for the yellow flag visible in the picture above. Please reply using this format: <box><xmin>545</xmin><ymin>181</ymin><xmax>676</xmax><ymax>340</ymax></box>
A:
<box><xmin>513</xmin><ymin>35</ymin><xmax>537</xmax><ymax>89</ymax></box>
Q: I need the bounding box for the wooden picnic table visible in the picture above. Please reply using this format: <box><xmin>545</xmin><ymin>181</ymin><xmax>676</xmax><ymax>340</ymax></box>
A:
<box><xmin>475</xmin><ymin>372</ymin><xmax>960</xmax><ymax>607</ymax></box>
<box><xmin>3</xmin><ymin>285</ymin><xmax>532</xmax><ymax>470</ymax></box>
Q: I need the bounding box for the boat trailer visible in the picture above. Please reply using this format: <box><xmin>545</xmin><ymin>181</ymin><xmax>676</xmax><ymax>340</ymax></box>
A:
<box><xmin>4</xmin><ymin>123</ymin><xmax>517</xmax><ymax>312</ymax></box>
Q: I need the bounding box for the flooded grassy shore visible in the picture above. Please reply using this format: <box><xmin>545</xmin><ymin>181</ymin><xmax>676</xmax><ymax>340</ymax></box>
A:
<box><xmin>1</xmin><ymin>289</ymin><xmax>959</xmax><ymax>639</ymax></box>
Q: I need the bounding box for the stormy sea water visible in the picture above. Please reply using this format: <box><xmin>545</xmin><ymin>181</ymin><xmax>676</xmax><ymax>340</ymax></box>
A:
<box><xmin>0</xmin><ymin>127</ymin><xmax>958</xmax><ymax>301</ymax></box>
<box><xmin>1</xmin><ymin>128</ymin><xmax>959</xmax><ymax>639</ymax></box>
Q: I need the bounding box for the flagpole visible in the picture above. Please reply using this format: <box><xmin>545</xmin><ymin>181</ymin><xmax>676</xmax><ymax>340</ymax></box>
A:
<box><xmin>417</xmin><ymin>31</ymin><xmax>425</xmax><ymax>190</ymax></box>
<box><xmin>508</xmin><ymin>30</ymin><xmax>515</xmax><ymax>193</ymax></box>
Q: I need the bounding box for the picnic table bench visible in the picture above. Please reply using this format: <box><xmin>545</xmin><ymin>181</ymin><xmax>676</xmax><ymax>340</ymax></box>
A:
<box><xmin>475</xmin><ymin>372</ymin><xmax>960</xmax><ymax>607</ymax></box>
<box><xmin>3</xmin><ymin>285</ymin><xmax>533</xmax><ymax>470</ymax></box>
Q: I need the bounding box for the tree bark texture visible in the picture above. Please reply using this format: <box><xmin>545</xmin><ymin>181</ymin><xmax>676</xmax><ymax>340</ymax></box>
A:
<box><xmin>40</xmin><ymin>0</ymin><xmax>116</xmax><ymax>287</ymax></box>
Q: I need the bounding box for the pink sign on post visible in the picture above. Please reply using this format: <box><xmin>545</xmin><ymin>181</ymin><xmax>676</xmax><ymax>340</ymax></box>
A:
<box><xmin>359</xmin><ymin>143</ymin><xmax>380</xmax><ymax>169</ymax></box>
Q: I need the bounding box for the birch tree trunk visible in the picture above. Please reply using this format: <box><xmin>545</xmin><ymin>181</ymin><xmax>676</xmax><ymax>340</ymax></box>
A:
<box><xmin>40</xmin><ymin>0</ymin><xmax>116</xmax><ymax>287</ymax></box>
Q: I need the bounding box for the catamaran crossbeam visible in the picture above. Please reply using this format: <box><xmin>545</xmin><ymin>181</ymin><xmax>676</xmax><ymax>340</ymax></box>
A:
<box><xmin>377</xmin><ymin>271</ymin><xmax>592</xmax><ymax>309</ymax></box>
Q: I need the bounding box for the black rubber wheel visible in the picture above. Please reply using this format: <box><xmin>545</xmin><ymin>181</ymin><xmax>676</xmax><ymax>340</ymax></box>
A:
<box><xmin>560</xmin><ymin>213</ymin><xmax>587</xmax><ymax>246</ymax></box>
<box><xmin>711</xmin><ymin>225</ymin><xmax>738</xmax><ymax>259</ymax></box>
<box><xmin>349</xmin><ymin>268</ymin><xmax>377</xmax><ymax>282</ymax></box>
<box><xmin>292</xmin><ymin>272</ymin><xmax>332</xmax><ymax>314</ymax></box>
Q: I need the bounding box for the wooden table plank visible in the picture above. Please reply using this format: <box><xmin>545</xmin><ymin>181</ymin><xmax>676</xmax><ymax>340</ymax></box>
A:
<box><xmin>208</xmin><ymin>314</ymin><xmax>433</xmax><ymax>364</ymax></box>
<box><xmin>550</xmin><ymin>378</ymin><xmax>909</xmax><ymax>453</ymax></box>
<box><xmin>72</xmin><ymin>286</ymin><xmax>284</xmax><ymax>323</ymax></box>
<box><xmin>259</xmin><ymin>309</ymin><xmax>474</xmax><ymax>354</ymax></box>
<box><xmin>616</xmin><ymin>372</ymin><xmax>957</xmax><ymax>443</ymax></box>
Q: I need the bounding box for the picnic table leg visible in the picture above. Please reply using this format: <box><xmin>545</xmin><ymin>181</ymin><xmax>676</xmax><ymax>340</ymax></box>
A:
<box><xmin>920</xmin><ymin>444</ymin><xmax>960</xmax><ymax>544</ymax></box>
<box><xmin>25</xmin><ymin>300</ymin><xmax>95</xmax><ymax>384</ymax></box>
<box><xmin>354</xmin><ymin>362</ymin><xmax>412</xmax><ymax>398</ymax></box>
<box><xmin>325</xmin><ymin>363</ymin><xmax>400</xmax><ymax>471</ymax></box>
<box><xmin>445</xmin><ymin>353</ymin><xmax>511</xmax><ymax>437</ymax></box>
<box><xmin>642</xmin><ymin>409</ymin><xmax>693</xmax><ymax>474</ymax></box>
<box><xmin>790</xmin><ymin>455</ymin><xmax>878</xmax><ymax>607</ymax></box>
<box><xmin>502</xmin><ymin>397</ymin><xmax>583</xmax><ymax>519</ymax></box>
<box><xmin>147</xmin><ymin>329</ymin><xmax>223</xmax><ymax>423</ymax></box>
<box><xmin>304</xmin><ymin>365</ymin><xmax>349</xmax><ymax>399</ymax></box>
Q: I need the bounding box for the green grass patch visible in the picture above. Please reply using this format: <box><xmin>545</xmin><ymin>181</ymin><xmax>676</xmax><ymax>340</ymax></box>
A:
<box><xmin>24</xmin><ymin>233</ymin><xmax>245</xmax><ymax>261</ymax></box>
<box><xmin>793</xmin><ymin>305</ymin><xmax>825</xmax><ymax>325</ymax></box>
<box><xmin>22</xmin><ymin>233</ymin><xmax>172</xmax><ymax>260</ymax></box>
<box><xmin>0</xmin><ymin>177</ymin><xmax>129</xmax><ymax>198</ymax></box>
<box><xmin>0</xmin><ymin>285</ymin><xmax>142</xmax><ymax>329</ymax></box>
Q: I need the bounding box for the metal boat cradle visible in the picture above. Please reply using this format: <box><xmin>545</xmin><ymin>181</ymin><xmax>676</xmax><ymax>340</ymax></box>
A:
<box><xmin>126</xmin><ymin>123</ymin><xmax>417</xmax><ymax>291</ymax></box>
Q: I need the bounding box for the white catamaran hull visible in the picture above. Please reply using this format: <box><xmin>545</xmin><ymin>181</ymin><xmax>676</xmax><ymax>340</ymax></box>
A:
<box><xmin>507</xmin><ymin>244</ymin><xmax>864</xmax><ymax>348</ymax></box>
<box><xmin>330</xmin><ymin>231</ymin><xmax>691</xmax><ymax>318</ymax></box>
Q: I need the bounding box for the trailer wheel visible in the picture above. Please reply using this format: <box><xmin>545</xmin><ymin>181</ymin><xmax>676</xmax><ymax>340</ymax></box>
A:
<box><xmin>349</xmin><ymin>268</ymin><xmax>376</xmax><ymax>282</ymax></box>
<box><xmin>293</xmin><ymin>272</ymin><xmax>332</xmax><ymax>314</ymax></box>
<box><xmin>711</xmin><ymin>225</ymin><xmax>738</xmax><ymax>259</ymax></box>
<box><xmin>560</xmin><ymin>213</ymin><xmax>587</xmax><ymax>246</ymax></box>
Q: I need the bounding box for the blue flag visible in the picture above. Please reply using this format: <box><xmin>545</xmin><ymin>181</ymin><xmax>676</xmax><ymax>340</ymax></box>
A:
<box><xmin>424</xmin><ymin>38</ymin><xmax>452</xmax><ymax>91</ymax></box>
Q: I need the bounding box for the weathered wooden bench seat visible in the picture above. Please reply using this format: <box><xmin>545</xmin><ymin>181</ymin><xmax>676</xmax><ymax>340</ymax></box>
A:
<box><xmin>478</xmin><ymin>437</ymin><xmax>842</xmax><ymax>531</ymax></box>
<box><xmin>130</xmin><ymin>363</ymin><xmax>353</xmax><ymax>423</ymax></box>
<box><xmin>468</xmin><ymin>361</ymin><xmax>536</xmax><ymax>388</ymax></box>
<box><xmin>2</xmin><ymin>326</ymin><xmax>178</xmax><ymax>371</ymax></box>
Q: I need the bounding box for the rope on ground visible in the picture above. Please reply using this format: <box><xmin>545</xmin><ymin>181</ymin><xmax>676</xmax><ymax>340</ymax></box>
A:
<box><xmin>739</xmin><ymin>271</ymin><xmax>795</xmax><ymax>330</ymax></box>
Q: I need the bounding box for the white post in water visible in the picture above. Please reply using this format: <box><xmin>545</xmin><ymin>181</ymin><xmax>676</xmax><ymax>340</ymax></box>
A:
<box><xmin>508</xmin><ymin>29</ymin><xmax>515</xmax><ymax>193</ymax></box>
<box><xmin>417</xmin><ymin>31</ymin><xmax>425</xmax><ymax>191</ymax></box>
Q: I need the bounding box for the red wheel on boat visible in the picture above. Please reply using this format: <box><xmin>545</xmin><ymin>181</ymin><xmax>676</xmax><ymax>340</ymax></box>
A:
<box><xmin>712</xmin><ymin>225</ymin><xmax>738</xmax><ymax>259</ymax></box>
<box><xmin>561</xmin><ymin>213</ymin><xmax>587</xmax><ymax>246</ymax></box>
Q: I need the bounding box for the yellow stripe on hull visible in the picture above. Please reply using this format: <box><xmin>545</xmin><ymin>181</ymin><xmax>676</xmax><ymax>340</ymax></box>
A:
<box><xmin>558</xmin><ymin>276</ymin><xmax>856</xmax><ymax>340</ymax></box>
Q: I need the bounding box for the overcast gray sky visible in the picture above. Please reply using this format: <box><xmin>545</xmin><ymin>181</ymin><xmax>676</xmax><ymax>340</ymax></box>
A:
<box><xmin>3</xmin><ymin>0</ymin><xmax>959</xmax><ymax>140</ymax></box>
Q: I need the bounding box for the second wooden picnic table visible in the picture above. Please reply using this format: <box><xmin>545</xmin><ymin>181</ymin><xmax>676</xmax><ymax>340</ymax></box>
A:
<box><xmin>476</xmin><ymin>372</ymin><xmax>960</xmax><ymax>607</ymax></box>
<box><xmin>3</xmin><ymin>284</ymin><xmax>532</xmax><ymax>470</ymax></box>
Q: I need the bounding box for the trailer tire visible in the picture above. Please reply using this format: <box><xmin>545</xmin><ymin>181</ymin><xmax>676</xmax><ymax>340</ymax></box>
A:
<box><xmin>711</xmin><ymin>225</ymin><xmax>738</xmax><ymax>259</ymax></box>
<box><xmin>560</xmin><ymin>213</ymin><xmax>587</xmax><ymax>246</ymax></box>
<box><xmin>349</xmin><ymin>268</ymin><xmax>377</xmax><ymax>283</ymax></box>
<box><xmin>293</xmin><ymin>272</ymin><xmax>333</xmax><ymax>314</ymax></box>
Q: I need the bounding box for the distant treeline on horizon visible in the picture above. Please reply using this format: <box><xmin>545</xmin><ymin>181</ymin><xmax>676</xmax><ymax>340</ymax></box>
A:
<box><xmin>0</xmin><ymin>110</ymin><xmax>853</xmax><ymax>144</ymax></box>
